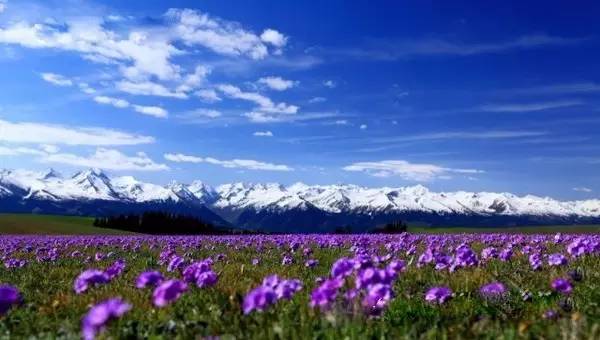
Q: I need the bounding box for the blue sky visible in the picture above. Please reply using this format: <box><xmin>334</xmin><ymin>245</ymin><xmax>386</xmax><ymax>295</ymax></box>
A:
<box><xmin>0</xmin><ymin>0</ymin><xmax>599</xmax><ymax>199</ymax></box>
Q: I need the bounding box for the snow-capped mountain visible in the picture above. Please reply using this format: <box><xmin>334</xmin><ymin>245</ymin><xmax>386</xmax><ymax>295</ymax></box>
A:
<box><xmin>1</xmin><ymin>168</ymin><xmax>599</xmax><ymax>232</ymax></box>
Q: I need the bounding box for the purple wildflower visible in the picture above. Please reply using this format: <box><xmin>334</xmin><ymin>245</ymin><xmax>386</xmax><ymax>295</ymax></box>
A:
<box><xmin>331</xmin><ymin>258</ymin><xmax>354</xmax><ymax>278</ymax></box>
<box><xmin>0</xmin><ymin>285</ymin><xmax>21</xmax><ymax>315</ymax></box>
<box><xmin>196</xmin><ymin>270</ymin><xmax>218</xmax><ymax>288</ymax></box>
<box><xmin>547</xmin><ymin>253</ymin><xmax>567</xmax><ymax>266</ymax></box>
<box><xmin>425</xmin><ymin>286</ymin><xmax>453</xmax><ymax>304</ymax></box>
<box><xmin>152</xmin><ymin>280</ymin><xmax>188</xmax><ymax>307</ymax></box>
<box><xmin>81</xmin><ymin>298</ymin><xmax>131</xmax><ymax>340</ymax></box>
<box><xmin>242</xmin><ymin>286</ymin><xmax>277</xmax><ymax>314</ymax></box>
<box><xmin>310</xmin><ymin>277</ymin><xmax>344</xmax><ymax>310</ymax></box>
<box><xmin>479</xmin><ymin>282</ymin><xmax>507</xmax><ymax>299</ymax></box>
<box><xmin>105</xmin><ymin>259</ymin><xmax>126</xmax><ymax>280</ymax></box>
<box><xmin>362</xmin><ymin>283</ymin><xmax>393</xmax><ymax>316</ymax></box>
<box><xmin>135</xmin><ymin>271</ymin><xmax>164</xmax><ymax>289</ymax></box>
<box><xmin>551</xmin><ymin>278</ymin><xmax>572</xmax><ymax>295</ymax></box>
<box><xmin>305</xmin><ymin>259</ymin><xmax>318</xmax><ymax>268</ymax></box>
<box><xmin>74</xmin><ymin>269</ymin><xmax>109</xmax><ymax>294</ymax></box>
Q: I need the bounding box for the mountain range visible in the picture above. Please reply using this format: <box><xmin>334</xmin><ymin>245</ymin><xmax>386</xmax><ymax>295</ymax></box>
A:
<box><xmin>1</xmin><ymin>168</ymin><xmax>599</xmax><ymax>232</ymax></box>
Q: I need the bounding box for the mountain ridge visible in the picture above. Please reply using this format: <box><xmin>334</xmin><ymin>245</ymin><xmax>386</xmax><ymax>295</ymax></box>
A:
<box><xmin>1</xmin><ymin>168</ymin><xmax>599</xmax><ymax>232</ymax></box>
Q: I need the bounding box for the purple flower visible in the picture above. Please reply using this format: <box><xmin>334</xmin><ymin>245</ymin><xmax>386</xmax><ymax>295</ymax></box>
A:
<box><xmin>331</xmin><ymin>258</ymin><xmax>354</xmax><ymax>278</ymax></box>
<box><xmin>135</xmin><ymin>271</ymin><xmax>164</xmax><ymax>289</ymax></box>
<box><xmin>479</xmin><ymin>282</ymin><xmax>507</xmax><ymax>299</ymax></box>
<box><xmin>425</xmin><ymin>286</ymin><xmax>453</xmax><ymax>304</ymax></box>
<box><xmin>547</xmin><ymin>253</ymin><xmax>567</xmax><ymax>266</ymax></box>
<box><xmin>196</xmin><ymin>270</ymin><xmax>218</xmax><ymax>288</ymax></box>
<box><xmin>0</xmin><ymin>285</ymin><xmax>21</xmax><ymax>315</ymax></box>
<box><xmin>81</xmin><ymin>298</ymin><xmax>131</xmax><ymax>340</ymax></box>
<box><xmin>152</xmin><ymin>280</ymin><xmax>188</xmax><ymax>307</ymax></box>
<box><xmin>362</xmin><ymin>283</ymin><xmax>393</xmax><ymax>316</ymax></box>
<box><xmin>305</xmin><ymin>259</ymin><xmax>318</xmax><ymax>268</ymax></box>
<box><xmin>251</xmin><ymin>258</ymin><xmax>260</xmax><ymax>266</ymax></box>
<box><xmin>182</xmin><ymin>260</ymin><xmax>212</xmax><ymax>283</ymax></box>
<box><xmin>551</xmin><ymin>278</ymin><xmax>572</xmax><ymax>295</ymax></box>
<box><xmin>74</xmin><ymin>269</ymin><xmax>109</xmax><ymax>294</ymax></box>
<box><xmin>529</xmin><ymin>253</ymin><xmax>542</xmax><ymax>270</ymax></box>
<box><xmin>105</xmin><ymin>259</ymin><xmax>126</xmax><ymax>280</ymax></box>
<box><xmin>274</xmin><ymin>279</ymin><xmax>302</xmax><ymax>300</ymax></box>
<box><xmin>281</xmin><ymin>255</ymin><xmax>293</xmax><ymax>265</ymax></box>
<box><xmin>167</xmin><ymin>256</ymin><xmax>185</xmax><ymax>272</ymax></box>
<box><xmin>481</xmin><ymin>247</ymin><xmax>498</xmax><ymax>260</ymax></box>
<box><xmin>242</xmin><ymin>286</ymin><xmax>277</xmax><ymax>314</ymax></box>
<box><xmin>310</xmin><ymin>278</ymin><xmax>344</xmax><ymax>310</ymax></box>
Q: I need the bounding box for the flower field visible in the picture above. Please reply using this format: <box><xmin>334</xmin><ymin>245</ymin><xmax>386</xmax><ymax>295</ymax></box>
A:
<box><xmin>0</xmin><ymin>233</ymin><xmax>599</xmax><ymax>339</ymax></box>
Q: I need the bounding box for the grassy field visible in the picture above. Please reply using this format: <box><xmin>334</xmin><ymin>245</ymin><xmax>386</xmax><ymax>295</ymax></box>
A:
<box><xmin>0</xmin><ymin>214</ymin><xmax>134</xmax><ymax>235</ymax></box>
<box><xmin>0</xmin><ymin>234</ymin><xmax>598</xmax><ymax>339</ymax></box>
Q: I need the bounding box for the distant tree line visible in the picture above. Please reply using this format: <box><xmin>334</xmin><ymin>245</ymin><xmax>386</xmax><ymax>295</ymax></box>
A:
<box><xmin>370</xmin><ymin>220</ymin><xmax>408</xmax><ymax>234</ymax></box>
<box><xmin>93</xmin><ymin>211</ymin><xmax>232</xmax><ymax>235</ymax></box>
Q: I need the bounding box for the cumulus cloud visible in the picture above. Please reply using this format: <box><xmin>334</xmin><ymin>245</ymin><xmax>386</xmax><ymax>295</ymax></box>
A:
<box><xmin>343</xmin><ymin>160</ymin><xmax>483</xmax><ymax>181</ymax></box>
<box><xmin>94</xmin><ymin>96</ymin><xmax>130</xmax><ymax>108</ymax></box>
<box><xmin>258</xmin><ymin>76</ymin><xmax>297</xmax><ymax>91</ymax></box>
<box><xmin>0</xmin><ymin>118</ymin><xmax>154</xmax><ymax>146</ymax></box>
<box><xmin>132</xmin><ymin>105</ymin><xmax>169</xmax><ymax>118</ymax></box>
<box><xmin>41</xmin><ymin>148</ymin><xmax>169</xmax><ymax>171</ymax></box>
<box><xmin>360</xmin><ymin>124</ymin><xmax>367</xmax><ymax>130</ymax></box>
<box><xmin>253</xmin><ymin>131</ymin><xmax>273</xmax><ymax>137</ymax></box>
<box><xmin>164</xmin><ymin>153</ymin><xmax>292</xmax><ymax>171</ymax></box>
<box><xmin>40</xmin><ymin>72</ymin><xmax>72</xmax><ymax>87</ymax></box>
<box><xmin>308</xmin><ymin>97</ymin><xmax>326</xmax><ymax>104</ymax></box>
<box><xmin>195</xmin><ymin>89</ymin><xmax>221</xmax><ymax>102</ymax></box>
<box><xmin>260</xmin><ymin>29</ymin><xmax>288</xmax><ymax>48</ymax></box>
<box><xmin>166</xmin><ymin>9</ymin><xmax>285</xmax><ymax>60</ymax></box>
<box><xmin>0</xmin><ymin>8</ymin><xmax>288</xmax><ymax>102</ymax></box>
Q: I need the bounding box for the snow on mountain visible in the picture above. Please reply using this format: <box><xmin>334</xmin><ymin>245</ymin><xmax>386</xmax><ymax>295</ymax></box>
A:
<box><xmin>1</xmin><ymin>168</ymin><xmax>599</xmax><ymax>219</ymax></box>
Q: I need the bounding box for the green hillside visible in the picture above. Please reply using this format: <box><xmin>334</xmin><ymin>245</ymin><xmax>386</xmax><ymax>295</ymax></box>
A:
<box><xmin>0</xmin><ymin>214</ymin><xmax>135</xmax><ymax>235</ymax></box>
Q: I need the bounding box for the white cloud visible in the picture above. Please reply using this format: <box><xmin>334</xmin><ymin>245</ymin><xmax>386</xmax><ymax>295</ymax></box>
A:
<box><xmin>334</xmin><ymin>120</ymin><xmax>348</xmax><ymax>125</ymax></box>
<box><xmin>42</xmin><ymin>148</ymin><xmax>169</xmax><ymax>171</ymax></box>
<box><xmin>480</xmin><ymin>100</ymin><xmax>583</xmax><ymax>112</ymax></box>
<box><xmin>573</xmin><ymin>187</ymin><xmax>592</xmax><ymax>193</ymax></box>
<box><xmin>360</xmin><ymin>124</ymin><xmax>368</xmax><ymax>130</ymax></box>
<box><xmin>343</xmin><ymin>160</ymin><xmax>483</xmax><ymax>181</ymax></box>
<box><xmin>40</xmin><ymin>144</ymin><xmax>60</xmax><ymax>153</ymax></box>
<box><xmin>217</xmin><ymin>84</ymin><xmax>299</xmax><ymax>122</ymax></box>
<box><xmin>195</xmin><ymin>89</ymin><xmax>221</xmax><ymax>102</ymax></box>
<box><xmin>177</xmin><ymin>109</ymin><xmax>223</xmax><ymax>124</ymax></box>
<box><xmin>116</xmin><ymin>80</ymin><xmax>187</xmax><ymax>99</ymax></box>
<box><xmin>260</xmin><ymin>29</ymin><xmax>288</xmax><ymax>48</ymax></box>
<box><xmin>164</xmin><ymin>153</ymin><xmax>292</xmax><ymax>171</ymax></box>
<box><xmin>176</xmin><ymin>65</ymin><xmax>210</xmax><ymax>93</ymax></box>
<box><xmin>323</xmin><ymin>80</ymin><xmax>336</xmax><ymax>88</ymax></box>
<box><xmin>94</xmin><ymin>96</ymin><xmax>130</xmax><ymax>108</ymax></box>
<box><xmin>40</xmin><ymin>72</ymin><xmax>72</xmax><ymax>87</ymax></box>
<box><xmin>93</xmin><ymin>96</ymin><xmax>168</xmax><ymax>118</ymax></box>
<box><xmin>253</xmin><ymin>131</ymin><xmax>273</xmax><ymax>137</ymax></box>
<box><xmin>0</xmin><ymin>118</ymin><xmax>154</xmax><ymax>146</ymax></box>
<box><xmin>258</xmin><ymin>76</ymin><xmax>297</xmax><ymax>91</ymax></box>
<box><xmin>166</xmin><ymin>9</ymin><xmax>283</xmax><ymax>60</ymax></box>
<box><xmin>78</xmin><ymin>83</ymin><xmax>96</xmax><ymax>94</ymax></box>
<box><xmin>132</xmin><ymin>105</ymin><xmax>168</xmax><ymax>118</ymax></box>
<box><xmin>0</xmin><ymin>145</ymin><xmax>46</xmax><ymax>156</ymax></box>
<box><xmin>0</xmin><ymin>1</ymin><xmax>5</xmax><ymax>13</ymax></box>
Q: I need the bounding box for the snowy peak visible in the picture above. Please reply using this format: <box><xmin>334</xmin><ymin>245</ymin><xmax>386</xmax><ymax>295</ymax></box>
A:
<box><xmin>0</xmin><ymin>168</ymin><xmax>599</xmax><ymax>220</ymax></box>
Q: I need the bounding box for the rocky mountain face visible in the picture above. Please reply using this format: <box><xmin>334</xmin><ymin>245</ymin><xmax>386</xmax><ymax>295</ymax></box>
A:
<box><xmin>1</xmin><ymin>168</ymin><xmax>599</xmax><ymax>232</ymax></box>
